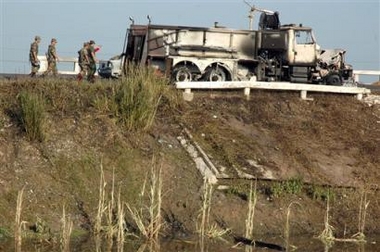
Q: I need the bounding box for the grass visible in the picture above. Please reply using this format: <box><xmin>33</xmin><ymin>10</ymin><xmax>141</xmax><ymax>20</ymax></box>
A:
<box><xmin>271</xmin><ymin>177</ymin><xmax>304</xmax><ymax>198</ymax></box>
<box><xmin>93</xmin><ymin>164</ymin><xmax>131</xmax><ymax>250</ymax></box>
<box><xmin>196</xmin><ymin>177</ymin><xmax>230</xmax><ymax>250</ymax></box>
<box><xmin>18</xmin><ymin>91</ymin><xmax>46</xmax><ymax>141</ymax></box>
<box><xmin>1</xmin><ymin>71</ymin><xmax>378</xmax><ymax>250</ymax></box>
<box><xmin>245</xmin><ymin>181</ymin><xmax>257</xmax><ymax>241</ymax></box>
<box><xmin>352</xmin><ymin>189</ymin><xmax>370</xmax><ymax>242</ymax></box>
<box><xmin>113</xmin><ymin>66</ymin><xmax>180</xmax><ymax>131</ymax></box>
<box><xmin>3</xmin><ymin>67</ymin><xmax>181</xmax><ymax>140</ymax></box>
<box><xmin>116</xmin><ymin>188</ymin><xmax>125</xmax><ymax>251</ymax></box>
<box><xmin>60</xmin><ymin>205</ymin><xmax>73</xmax><ymax>252</ymax></box>
<box><xmin>318</xmin><ymin>189</ymin><xmax>370</xmax><ymax>246</ymax></box>
<box><xmin>308</xmin><ymin>185</ymin><xmax>336</xmax><ymax>201</ymax></box>
<box><xmin>0</xmin><ymin>227</ymin><xmax>11</xmax><ymax>239</ymax></box>
<box><xmin>284</xmin><ymin>202</ymin><xmax>302</xmax><ymax>251</ymax></box>
<box><xmin>318</xmin><ymin>196</ymin><xmax>337</xmax><ymax>246</ymax></box>
<box><xmin>197</xmin><ymin>177</ymin><xmax>213</xmax><ymax>243</ymax></box>
<box><xmin>14</xmin><ymin>187</ymin><xmax>25</xmax><ymax>252</ymax></box>
<box><xmin>0</xmin><ymin>69</ymin><xmax>179</xmax><ymax>245</ymax></box>
<box><xmin>126</xmin><ymin>157</ymin><xmax>163</xmax><ymax>240</ymax></box>
<box><xmin>94</xmin><ymin>163</ymin><xmax>107</xmax><ymax>236</ymax></box>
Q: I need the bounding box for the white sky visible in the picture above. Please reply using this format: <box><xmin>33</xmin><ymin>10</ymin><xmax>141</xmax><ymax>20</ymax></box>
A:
<box><xmin>1</xmin><ymin>0</ymin><xmax>379</xmax><ymax>79</ymax></box>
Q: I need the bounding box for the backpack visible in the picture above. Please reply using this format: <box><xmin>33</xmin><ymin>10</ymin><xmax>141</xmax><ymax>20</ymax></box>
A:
<box><xmin>78</xmin><ymin>49</ymin><xmax>84</xmax><ymax>64</ymax></box>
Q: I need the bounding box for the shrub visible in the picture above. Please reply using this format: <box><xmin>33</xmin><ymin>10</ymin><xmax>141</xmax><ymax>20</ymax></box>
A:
<box><xmin>18</xmin><ymin>91</ymin><xmax>46</xmax><ymax>142</ymax></box>
<box><xmin>113</xmin><ymin>66</ymin><xmax>176</xmax><ymax>131</ymax></box>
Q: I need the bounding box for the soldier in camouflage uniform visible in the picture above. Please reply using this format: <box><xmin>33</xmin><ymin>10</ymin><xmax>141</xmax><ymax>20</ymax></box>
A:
<box><xmin>77</xmin><ymin>42</ymin><xmax>90</xmax><ymax>82</ymax></box>
<box><xmin>29</xmin><ymin>36</ymin><xmax>41</xmax><ymax>77</ymax></box>
<box><xmin>87</xmin><ymin>40</ymin><xmax>97</xmax><ymax>83</ymax></box>
<box><xmin>42</xmin><ymin>38</ymin><xmax>59</xmax><ymax>76</ymax></box>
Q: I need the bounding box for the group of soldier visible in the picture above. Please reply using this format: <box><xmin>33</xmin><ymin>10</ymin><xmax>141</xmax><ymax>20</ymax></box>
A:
<box><xmin>29</xmin><ymin>35</ymin><xmax>98</xmax><ymax>82</ymax></box>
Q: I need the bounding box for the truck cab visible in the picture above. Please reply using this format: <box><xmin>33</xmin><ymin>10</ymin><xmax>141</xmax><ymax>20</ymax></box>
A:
<box><xmin>98</xmin><ymin>54</ymin><xmax>123</xmax><ymax>78</ymax></box>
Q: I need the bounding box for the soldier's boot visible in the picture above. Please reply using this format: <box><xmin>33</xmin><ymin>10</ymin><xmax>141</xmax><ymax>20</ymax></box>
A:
<box><xmin>77</xmin><ymin>74</ymin><xmax>83</xmax><ymax>82</ymax></box>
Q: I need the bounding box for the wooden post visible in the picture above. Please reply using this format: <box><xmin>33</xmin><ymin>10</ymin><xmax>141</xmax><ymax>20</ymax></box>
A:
<box><xmin>244</xmin><ymin>87</ymin><xmax>250</xmax><ymax>100</ymax></box>
<box><xmin>183</xmin><ymin>88</ymin><xmax>194</xmax><ymax>101</ymax></box>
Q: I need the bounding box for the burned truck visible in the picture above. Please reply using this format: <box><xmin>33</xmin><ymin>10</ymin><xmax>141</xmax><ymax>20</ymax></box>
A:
<box><xmin>98</xmin><ymin>11</ymin><xmax>353</xmax><ymax>85</ymax></box>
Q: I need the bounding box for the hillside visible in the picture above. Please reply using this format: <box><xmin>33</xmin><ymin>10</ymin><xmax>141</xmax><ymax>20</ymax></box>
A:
<box><xmin>0</xmin><ymin>77</ymin><xmax>379</xmax><ymax>250</ymax></box>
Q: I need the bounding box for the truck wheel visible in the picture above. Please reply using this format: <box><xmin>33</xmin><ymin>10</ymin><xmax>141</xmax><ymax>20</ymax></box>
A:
<box><xmin>325</xmin><ymin>74</ymin><xmax>342</xmax><ymax>86</ymax></box>
<box><xmin>204</xmin><ymin>67</ymin><xmax>226</xmax><ymax>82</ymax></box>
<box><xmin>173</xmin><ymin>66</ymin><xmax>192</xmax><ymax>82</ymax></box>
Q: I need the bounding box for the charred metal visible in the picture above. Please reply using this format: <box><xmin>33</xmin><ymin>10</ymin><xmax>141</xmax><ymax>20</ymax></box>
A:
<box><xmin>98</xmin><ymin>7</ymin><xmax>354</xmax><ymax>86</ymax></box>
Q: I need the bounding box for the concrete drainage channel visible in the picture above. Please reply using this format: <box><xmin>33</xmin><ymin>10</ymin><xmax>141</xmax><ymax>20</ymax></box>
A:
<box><xmin>177</xmin><ymin>127</ymin><xmax>221</xmax><ymax>185</ymax></box>
<box><xmin>177</xmin><ymin>126</ymin><xmax>275</xmax><ymax>188</ymax></box>
<box><xmin>177</xmin><ymin>94</ymin><xmax>380</xmax><ymax>189</ymax></box>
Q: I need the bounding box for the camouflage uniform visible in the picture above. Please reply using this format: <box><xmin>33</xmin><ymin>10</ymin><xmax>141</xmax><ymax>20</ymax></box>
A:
<box><xmin>77</xmin><ymin>42</ymin><xmax>90</xmax><ymax>82</ymax></box>
<box><xmin>29</xmin><ymin>36</ymin><xmax>41</xmax><ymax>77</ymax></box>
<box><xmin>43</xmin><ymin>38</ymin><xmax>58</xmax><ymax>76</ymax></box>
<box><xmin>87</xmin><ymin>40</ymin><xmax>97</xmax><ymax>83</ymax></box>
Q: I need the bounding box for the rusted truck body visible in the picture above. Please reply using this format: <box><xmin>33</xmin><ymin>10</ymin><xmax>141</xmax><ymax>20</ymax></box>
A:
<box><xmin>99</xmin><ymin>12</ymin><xmax>353</xmax><ymax>85</ymax></box>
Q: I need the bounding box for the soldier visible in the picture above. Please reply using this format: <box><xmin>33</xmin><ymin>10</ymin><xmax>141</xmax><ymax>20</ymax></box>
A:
<box><xmin>29</xmin><ymin>36</ymin><xmax>41</xmax><ymax>77</ymax></box>
<box><xmin>77</xmin><ymin>42</ymin><xmax>90</xmax><ymax>82</ymax></box>
<box><xmin>87</xmin><ymin>40</ymin><xmax>97</xmax><ymax>83</ymax></box>
<box><xmin>42</xmin><ymin>38</ymin><xmax>59</xmax><ymax>76</ymax></box>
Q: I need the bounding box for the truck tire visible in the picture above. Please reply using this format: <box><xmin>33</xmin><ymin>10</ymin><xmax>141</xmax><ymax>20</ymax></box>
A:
<box><xmin>325</xmin><ymin>74</ymin><xmax>342</xmax><ymax>86</ymax></box>
<box><xmin>173</xmin><ymin>66</ymin><xmax>192</xmax><ymax>82</ymax></box>
<box><xmin>204</xmin><ymin>67</ymin><xmax>227</xmax><ymax>82</ymax></box>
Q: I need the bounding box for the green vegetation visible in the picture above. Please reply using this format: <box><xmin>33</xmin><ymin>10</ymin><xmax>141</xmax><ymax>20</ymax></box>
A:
<box><xmin>318</xmin><ymin>189</ymin><xmax>369</xmax><ymax>246</ymax></box>
<box><xmin>0</xmin><ymin>70</ymin><xmax>378</xmax><ymax>251</ymax></box>
<box><xmin>308</xmin><ymin>185</ymin><xmax>336</xmax><ymax>201</ymax></box>
<box><xmin>18</xmin><ymin>91</ymin><xmax>46</xmax><ymax>142</ymax></box>
<box><xmin>224</xmin><ymin>184</ymin><xmax>250</xmax><ymax>200</ymax></box>
<box><xmin>113</xmin><ymin>66</ymin><xmax>176</xmax><ymax>131</ymax></box>
<box><xmin>3</xmin><ymin>67</ymin><xmax>181</xmax><ymax>141</ymax></box>
<box><xmin>0</xmin><ymin>69</ymin><xmax>180</xmax><ymax>249</ymax></box>
<box><xmin>270</xmin><ymin>177</ymin><xmax>303</xmax><ymax>198</ymax></box>
<box><xmin>197</xmin><ymin>178</ymin><xmax>229</xmax><ymax>245</ymax></box>
<box><xmin>0</xmin><ymin>227</ymin><xmax>10</xmax><ymax>240</ymax></box>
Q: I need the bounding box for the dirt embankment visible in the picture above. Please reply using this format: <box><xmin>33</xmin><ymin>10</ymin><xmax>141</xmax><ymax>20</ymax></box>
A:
<box><xmin>0</xmin><ymin>80</ymin><xmax>379</xmax><ymax>244</ymax></box>
<box><xmin>172</xmin><ymin>91</ymin><xmax>380</xmax><ymax>236</ymax></box>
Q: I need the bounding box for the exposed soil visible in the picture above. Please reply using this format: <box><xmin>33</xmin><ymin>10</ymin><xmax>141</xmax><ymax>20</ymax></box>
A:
<box><xmin>0</xmin><ymin>79</ymin><xmax>380</xmax><ymax>249</ymax></box>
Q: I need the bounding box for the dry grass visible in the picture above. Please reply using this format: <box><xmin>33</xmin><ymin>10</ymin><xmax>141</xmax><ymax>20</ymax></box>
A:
<box><xmin>318</xmin><ymin>190</ymin><xmax>369</xmax><ymax>246</ymax></box>
<box><xmin>94</xmin><ymin>163</ymin><xmax>107</xmax><ymax>235</ymax></box>
<box><xmin>60</xmin><ymin>205</ymin><xmax>73</xmax><ymax>252</ymax></box>
<box><xmin>14</xmin><ymin>187</ymin><xmax>25</xmax><ymax>252</ymax></box>
<box><xmin>356</xmin><ymin>190</ymin><xmax>370</xmax><ymax>238</ymax></box>
<box><xmin>284</xmin><ymin>201</ymin><xmax>302</xmax><ymax>251</ymax></box>
<box><xmin>116</xmin><ymin>188</ymin><xmax>126</xmax><ymax>251</ymax></box>
<box><xmin>318</xmin><ymin>197</ymin><xmax>335</xmax><ymax>245</ymax></box>
<box><xmin>126</xmin><ymin>158</ymin><xmax>163</xmax><ymax>240</ymax></box>
<box><xmin>197</xmin><ymin>178</ymin><xmax>213</xmax><ymax>243</ymax></box>
<box><xmin>245</xmin><ymin>181</ymin><xmax>257</xmax><ymax>240</ymax></box>
<box><xmin>93</xmin><ymin>163</ymin><xmax>129</xmax><ymax>250</ymax></box>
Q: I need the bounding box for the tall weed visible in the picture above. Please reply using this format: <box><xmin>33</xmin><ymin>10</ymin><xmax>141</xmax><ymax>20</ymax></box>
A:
<box><xmin>126</xmin><ymin>157</ymin><xmax>163</xmax><ymax>240</ymax></box>
<box><xmin>18</xmin><ymin>91</ymin><xmax>46</xmax><ymax>141</ymax></box>
<box><xmin>114</xmin><ymin>66</ymin><xmax>175</xmax><ymax>131</ymax></box>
